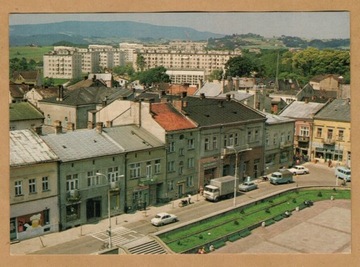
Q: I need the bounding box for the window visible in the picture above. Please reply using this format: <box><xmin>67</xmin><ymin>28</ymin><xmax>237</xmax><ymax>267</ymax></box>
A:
<box><xmin>234</xmin><ymin>133</ymin><xmax>238</xmax><ymax>145</ymax></box>
<box><xmin>204</xmin><ymin>138</ymin><xmax>210</xmax><ymax>151</ymax></box>
<box><xmin>212</xmin><ymin>136</ymin><xmax>218</xmax><ymax>149</ymax></box>
<box><xmin>15</xmin><ymin>181</ymin><xmax>22</xmax><ymax>196</ymax></box>
<box><xmin>266</xmin><ymin>133</ymin><xmax>269</xmax><ymax>146</ymax></box>
<box><xmin>186</xmin><ymin>176</ymin><xmax>194</xmax><ymax>187</ymax></box>
<box><xmin>273</xmin><ymin>133</ymin><xmax>278</xmax><ymax>145</ymax></box>
<box><xmin>327</xmin><ymin>128</ymin><xmax>334</xmax><ymax>140</ymax></box>
<box><xmin>168</xmin><ymin>181</ymin><xmax>174</xmax><ymax>191</ymax></box>
<box><xmin>130</xmin><ymin>163</ymin><xmax>141</xmax><ymax>178</ymax></box>
<box><xmin>188</xmin><ymin>138</ymin><xmax>195</xmax><ymax>149</ymax></box>
<box><xmin>29</xmin><ymin>179</ymin><xmax>36</xmax><ymax>194</ymax></box>
<box><xmin>87</xmin><ymin>171</ymin><xmax>100</xmax><ymax>187</ymax></box>
<box><xmin>167</xmin><ymin>161</ymin><xmax>175</xmax><ymax>172</ymax></box>
<box><xmin>146</xmin><ymin>162</ymin><xmax>152</xmax><ymax>178</ymax></box>
<box><xmin>154</xmin><ymin>159</ymin><xmax>161</xmax><ymax>174</ymax></box>
<box><xmin>169</xmin><ymin>141</ymin><xmax>175</xmax><ymax>152</ymax></box>
<box><xmin>179</xmin><ymin>148</ymin><xmax>184</xmax><ymax>156</ymax></box>
<box><xmin>287</xmin><ymin>131</ymin><xmax>292</xmax><ymax>141</ymax></box>
<box><xmin>338</xmin><ymin>129</ymin><xmax>344</xmax><ymax>141</ymax></box>
<box><xmin>188</xmin><ymin>157</ymin><xmax>195</xmax><ymax>168</ymax></box>
<box><xmin>108</xmin><ymin>167</ymin><xmax>119</xmax><ymax>182</ymax></box>
<box><xmin>179</xmin><ymin>166</ymin><xmax>184</xmax><ymax>175</ymax></box>
<box><xmin>42</xmin><ymin>177</ymin><xmax>49</xmax><ymax>191</ymax></box>
<box><xmin>300</xmin><ymin>126</ymin><xmax>310</xmax><ymax>137</ymax></box>
<box><xmin>247</xmin><ymin>130</ymin><xmax>252</xmax><ymax>143</ymax></box>
<box><xmin>66</xmin><ymin>174</ymin><xmax>79</xmax><ymax>191</ymax></box>
<box><xmin>316</xmin><ymin>127</ymin><xmax>323</xmax><ymax>138</ymax></box>
<box><xmin>228</xmin><ymin>134</ymin><xmax>234</xmax><ymax>146</ymax></box>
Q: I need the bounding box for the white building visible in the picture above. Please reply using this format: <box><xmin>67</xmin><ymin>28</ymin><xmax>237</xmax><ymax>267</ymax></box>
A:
<box><xmin>43</xmin><ymin>47</ymin><xmax>82</xmax><ymax>79</ymax></box>
<box><xmin>166</xmin><ymin>69</ymin><xmax>205</xmax><ymax>86</ymax></box>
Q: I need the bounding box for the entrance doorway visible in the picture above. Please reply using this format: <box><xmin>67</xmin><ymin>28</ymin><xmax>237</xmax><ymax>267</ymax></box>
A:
<box><xmin>86</xmin><ymin>198</ymin><xmax>101</xmax><ymax>221</ymax></box>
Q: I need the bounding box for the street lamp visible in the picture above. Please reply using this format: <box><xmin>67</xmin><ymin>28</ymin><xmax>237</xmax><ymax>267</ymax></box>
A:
<box><xmin>96</xmin><ymin>172</ymin><xmax>124</xmax><ymax>249</ymax></box>
<box><xmin>226</xmin><ymin>146</ymin><xmax>253</xmax><ymax>207</ymax></box>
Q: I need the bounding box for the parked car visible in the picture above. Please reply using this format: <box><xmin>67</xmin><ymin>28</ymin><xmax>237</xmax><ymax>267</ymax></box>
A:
<box><xmin>238</xmin><ymin>181</ymin><xmax>258</xmax><ymax>192</ymax></box>
<box><xmin>288</xmin><ymin>165</ymin><xmax>309</xmax><ymax>175</ymax></box>
<box><xmin>335</xmin><ymin>166</ymin><xmax>351</xmax><ymax>182</ymax></box>
<box><xmin>151</xmin><ymin>212</ymin><xmax>178</xmax><ymax>226</ymax></box>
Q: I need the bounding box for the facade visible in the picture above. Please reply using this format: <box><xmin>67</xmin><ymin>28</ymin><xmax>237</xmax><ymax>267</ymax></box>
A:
<box><xmin>312</xmin><ymin>99</ymin><xmax>351</xmax><ymax>167</ymax></box>
<box><xmin>10</xmin><ymin>129</ymin><xmax>59</xmax><ymax>241</ymax></box>
<box><xmin>43</xmin><ymin>46</ymin><xmax>82</xmax><ymax>79</ymax></box>
<box><xmin>309</xmin><ymin>74</ymin><xmax>341</xmax><ymax>91</ymax></box>
<box><xmin>138</xmin><ymin>48</ymin><xmax>241</xmax><ymax>76</ymax></box>
<box><xmin>178</xmin><ymin>95</ymin><xmax>267</xmax><ymax>186</ymax></box>
<box><xmin>166</xmin><ymin>69</ymin><xmax>205</xmax><ymax>86</ymax></box>
<box><xmin>12</xmin><ymin>70</ymin><xmax>42</xmax><ymax>87</ymax></box>
<box><xmin>9</xmin><ymin>102</ymin><xmax>44</xmax><ymax>131</ymax></box>
<box><xmin>38</xmin><ymin>86</ymin><xmax>125</xmax><ymax>129</ymax></box>
<box><xmin>263</xmin><ymin>113</ymin><xmax>295</xmax><ymax>174</ymax></box>
<box><xmin>40</xmin><ymin>124</ymin><xmax>125</xmax><ymax>230</ymax></box>
<box><xmin>25</xmin><ymin>87</ymin><xmax>59</xmax><ymax>107</ymax></box>
<box><xmin>78</xmin><ymin>48</ymin><xmax>100</xmax><ymax>73</ymax></box>
<box><xmin>103</xmin><ymin>125</ymin><xmax>166</xmax><ymax>211</ymax></box>
<box><xmin>279</xmin><ymin>100</ymin><xmax>326</xmax><ymax>162</ymax></box>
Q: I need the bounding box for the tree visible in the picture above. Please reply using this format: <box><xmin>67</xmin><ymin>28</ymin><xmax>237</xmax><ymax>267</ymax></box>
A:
<box><xmin>113</xmin><ymin>63</ymin><xmax>135</xmax><ymax>77</ymax></box>
<box><xmin>137</xmin><ymin>66</ymin><xmax>170</xmax><ymax>87</ymax></box>
<box><xmin>224</xmin><ymin>55</ymin><xmax>259</xmax><ymax>77</ymax></box>
<box><xmin>208</xmin><ymin>69</ymin><xmax>223</xmax><ymax>81</ymax></box>
<box><xmin>136</xmin><ymin>54</ymin><xmax>146</xmax><ymax>72</ymax></box>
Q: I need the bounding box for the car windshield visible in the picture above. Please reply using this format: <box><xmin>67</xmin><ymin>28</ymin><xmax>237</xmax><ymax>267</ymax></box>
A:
<box><xmin>155</xmin><ymin>215</ymin><xmax>162</xmax><ymax>219</ymax></box>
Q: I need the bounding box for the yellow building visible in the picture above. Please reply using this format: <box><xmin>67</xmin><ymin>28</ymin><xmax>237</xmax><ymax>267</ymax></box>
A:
<box><xmin>311</xmin><ymin>99</ymin><xmax>351</xmax><ymax>167</ymax></box>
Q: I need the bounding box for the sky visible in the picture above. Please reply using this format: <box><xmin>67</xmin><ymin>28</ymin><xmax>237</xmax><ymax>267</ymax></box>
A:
<box><xmin>9</xmin><ymin>12</ymin><xmax>350</xmax><ymax>39</ymax></box>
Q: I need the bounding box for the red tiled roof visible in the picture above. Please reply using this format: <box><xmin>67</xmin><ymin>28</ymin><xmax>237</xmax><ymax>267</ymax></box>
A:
<box><xmin>166</xmin><ymin>84</ymin><xmax>197</xmax><ymax>96</ymax></box>
<box><xmin>151</xmin><ymin>103</ymin><xmax>197</xmax><ymax>131</ymax></box>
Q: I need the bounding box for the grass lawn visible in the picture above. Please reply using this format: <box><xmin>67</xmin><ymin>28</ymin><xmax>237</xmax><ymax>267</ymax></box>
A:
<box><xmin>158</xmin><ymin>188</ymin><xmax>350</xmax><ymax>253</ymax></box>
<box><xmin>10</xmin><ymin>46</ymin><xmax>53</xmax><ymax>62</ymax></box>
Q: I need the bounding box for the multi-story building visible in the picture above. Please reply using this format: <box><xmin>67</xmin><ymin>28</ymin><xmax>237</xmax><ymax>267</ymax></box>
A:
<box><xmin>312</xmin><ymin>99</ymin><xmax>351</xmax><ymax>166</ymax></box>
<box><xmin>166</xmin><ymin>69</ymin><xmax>205</xmax><ymax>86</ymax></box>
<box><xmin>263</xmin><ymin>113</ymin><xmax>295</xmax><ymax>174</ymax></box>
<box><xmin>138</xmin><ymin>48</ymin><xmax>241</xmax><ymax>77</ymax></box>
<box><xmin>43</xmin><ymin>46</ymin><xmax>82</xmax><ymax>79</ymax></box>
<box><xmin>40</xmin><ymin>123</ymin><xmax>126</xmax><ymax>230</ymax></box>
<box><xmin>9</xmin><ymin>102</ymin><xmax>44</xmax><ymax>131</ymax></box>
<box><xmin>78</xmin><ymin>48</ymin><xmax>100</xmax><ymax>74</ymax></box>
<box><xmin>279</xmin><ymin>100</ymin><xmax>326</xmax><ymax>162</ymax></box>
<box><xmin>88</xmin><ymin>45</ymin><xmax>116</xmax><ymax>70</ymax></box>
<box><xmin>10</xmin><ymin>129</ymin><xmax>59</xmax><ymax>241</ymax></box>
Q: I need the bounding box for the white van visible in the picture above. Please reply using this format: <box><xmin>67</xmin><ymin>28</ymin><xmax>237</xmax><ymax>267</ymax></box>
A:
<box><xmin>335</xmin><ymin>166</ymin><xmax>351</xmax><ymax>182</ymax></box>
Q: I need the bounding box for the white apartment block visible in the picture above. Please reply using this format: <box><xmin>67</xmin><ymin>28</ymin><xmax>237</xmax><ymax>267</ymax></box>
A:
<box><xmin>138</xmin><ymin>49</ymin><xmax>241</xmax><ymax>76</ymax></box>
<box><xmin>166</xmin><ymin>69</ymin><xmax>205</xmax><ymax>85</ymax></box>
<box><xmin>78</xmin><ymin>48</ymin><xmax>101</xmax><ymax>74</ymax></box>
<box><xmin>43</xmin><ymin>47</ymin><xmax>82</xmax><ymax>79</ymax></box>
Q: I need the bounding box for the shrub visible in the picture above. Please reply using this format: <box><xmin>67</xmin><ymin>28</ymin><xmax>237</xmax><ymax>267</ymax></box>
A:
<box><xmin>317</xmin><ymin>192</ymin><xmax>323</xmax><ymax>197</ymax></box>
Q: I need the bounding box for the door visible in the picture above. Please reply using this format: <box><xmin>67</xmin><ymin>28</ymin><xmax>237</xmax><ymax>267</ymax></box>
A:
<box><xmin>86</xmin><ymin>198</ymin><xmax>101</xmax><ymax>220</ymax></box>
<box><xmin>178</xmin><ymin>184</ymin><xmax>184</xmax><ymax>198</ymax></box>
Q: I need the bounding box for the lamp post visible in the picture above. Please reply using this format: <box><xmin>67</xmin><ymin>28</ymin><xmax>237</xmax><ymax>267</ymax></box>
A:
<box><xmin>226</xmin><ymin>146</ymin><xmax>252</xmax><ymax>207</ymax></box>
<box><xmin>96</xmin><ymin>172</ymin><xmax>124</xmax><ymax>249</ymax></box>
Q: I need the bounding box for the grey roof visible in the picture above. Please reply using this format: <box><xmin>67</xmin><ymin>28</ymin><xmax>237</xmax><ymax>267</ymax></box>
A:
<box><xmin>103</xmin><ymin>125</ymin><xmax>164</xmax><ymax>151</ymax></box>
<box><xmin>41</xmin><ymin>129</ymin><xmax>124</xmax><ymax>162</ymax></box>
<box><xmin>279</xmin><ymin>101</ymin><xmax>326</xmax><ymax>119</ymax></box>
<box><xmin>10</xmin><ymin>102</ymin><xmax>44</xmax><ymax>121</ymax></box>
<box><xmin>182</xmin><ymin>96</ymin><xmax>266</xmax><ymax>127</ymax></box>
<box><xmin>39</xmin><ymin>87</ymin><xmax>127</xmax><ymax>106</ymax></box>
<box><xmin>263</xmin><ymin>112</ymin><xmax>295</xmax><ymax>125</ymax></box>
<box><xmin>314</xmin><ymin>99</ymin><xmax>351</xmax><ymax>122</ymax></box>
<box><xmin>194</xmin><ymin>82</ymin><xmax>223</xmax><ymax>97</ymax></box>
<box><xmin>218</xmin><ymin>91</ymin><xmax>252</xmax><ymax>101</ymax></box>
<box><xmin>10</xmin><ymin>129</ymin><xmax>58</xmax><ymax>167</ymax></box>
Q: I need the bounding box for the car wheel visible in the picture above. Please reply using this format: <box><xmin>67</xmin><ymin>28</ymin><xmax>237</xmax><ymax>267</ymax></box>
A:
<box><xmin>173</xmin><ymin>218</ymin><xmax>177</xmax><ymax>223</ymax></box>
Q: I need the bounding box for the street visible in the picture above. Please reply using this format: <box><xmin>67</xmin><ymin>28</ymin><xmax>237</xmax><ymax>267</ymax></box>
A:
<box><xmin>16</xmin><ymin>162</ymin><xmax>348</xmax><ymax>255</ymax></box>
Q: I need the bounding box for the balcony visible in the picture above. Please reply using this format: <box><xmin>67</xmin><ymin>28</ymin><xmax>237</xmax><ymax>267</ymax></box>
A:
<box><xmin>139</xmin><ymin>176</ymin><xmax>158</xmax><ymax>186</ymax></box>
<box><xmin>323</xmin><ymin>138</ymin><xmax>336</xmax><ymax>145</ymax></box>
<box><xmin>67</xmin><ymin>189</ymin><xmax>81</xmax><ymax>202</ymax></box>
<box><xmin>296</xmin><ymin>136</ymin><xmax>310</xmax><ymax>142</ymax></box>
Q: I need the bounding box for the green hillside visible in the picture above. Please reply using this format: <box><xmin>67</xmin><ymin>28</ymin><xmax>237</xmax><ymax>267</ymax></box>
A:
<box><xmin>10</xmin><ymin>46</ymin><xmax>53</xmax><ymax>62</ymax></box>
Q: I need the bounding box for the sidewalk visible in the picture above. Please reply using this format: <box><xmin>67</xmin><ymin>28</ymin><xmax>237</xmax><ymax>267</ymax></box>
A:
<box><xmin>10</xmin><ymin>194</ymin><xmax>205</xmax><ymax>255</ymax></box>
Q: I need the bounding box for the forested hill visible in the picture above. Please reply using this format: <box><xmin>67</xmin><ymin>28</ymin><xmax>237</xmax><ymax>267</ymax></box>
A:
<box><xmin>207</xmin><ymin>33</ymin><xmax>350</xmax><ymax>50</ymax></box>
<box><xmin>9</xmin><ymin>21</ymin><xmax>224</xmax><ymax>46</ymax></box>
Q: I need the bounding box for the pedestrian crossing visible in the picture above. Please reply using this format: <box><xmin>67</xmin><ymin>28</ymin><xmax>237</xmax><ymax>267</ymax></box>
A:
<box><xmin>89</xmin><ymin>226</ymin><xmax>145</xmax><ymax>247</ymax></box>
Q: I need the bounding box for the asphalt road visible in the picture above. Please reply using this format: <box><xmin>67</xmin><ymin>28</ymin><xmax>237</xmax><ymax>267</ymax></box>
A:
<box><xmin>30</xmin><ymin>163</ymin><xmax>346</xmax><ymax>254</ymax></box>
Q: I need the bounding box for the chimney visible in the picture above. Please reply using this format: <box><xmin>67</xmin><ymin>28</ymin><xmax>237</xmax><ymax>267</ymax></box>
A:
<box><xmin>88</xmin><ymin>121</ymin><xmax>94</xmax><ymax>129</ymax></box>
<box><xmin>227</xmin><ymin>76</ymin><xmax>233</xmax><ymax>92</ymax></box>
<box><xmin>67</xmin><ymin>122</ymin><xmax>75</xmax><ymax>131</ymax></box>
<box><xmin>173</xmin><ymin>100</ymin><xmax>182</xmax><ymax>111</ymax></box>
<box><xmin>226</xmin><ymin>94</ymin><xmax>231</xmax><ymax>101</ymax></box>
<box><xmin>57</xmin><ymin>85</ymin><xmax>64</xmax><ymax>101</ymax></box>
<box><xmin>34</xmin><ymin>126</ymin><xmax>42</xmax><ymax>135</ymax></box>
<box><xmin>102</xmin><ymin>96</ymin><xmax>108</xmax><ymax>107</ymax></box>
<box><xmin>96</xmin><ymin>122</ymin><xmax>103</xmax><ymax>133</ymax></box>
<box><xmin>200</xmin><ymin>93</ymin><xmax>205</xmax><ymax>99</ymax></box>
<box><xmin>106</xmin><ymin>121</ymin><xmax>113</xmax><ymax>128</ymax></box>
<box><xmin>181</xmin><ymin>91</ymin><xmax>187</xmax><ymax>98</ymax></box>
<box><xmin>182</xmin><ymin>101</ymin><xmax>188</xmax><ymax>108</ymax></box>
<box><xmin>54</xmin><ymin>120</ymin><xmax>62</xmax><ymax>134</ymax></box>
<box><xmin>218</xmin><ymin>101</ymin><xmax>224</xmax><ymax>108</ymax></box>
<box><xmin>92</xmin><ymin>74</ymin><xmax>97</xmax><ymax>82</ymax></box>
<box><xmin>234</xmin><ymin>76</ymin><xmax>240</xmax><ymax>90</ymax></box>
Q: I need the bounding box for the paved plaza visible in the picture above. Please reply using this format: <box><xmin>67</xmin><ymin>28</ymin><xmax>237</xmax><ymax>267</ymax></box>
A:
<box><xmin>213</xmin><ymin>199</ymin><xmax>351</xmax><ymax>254</ymax></box>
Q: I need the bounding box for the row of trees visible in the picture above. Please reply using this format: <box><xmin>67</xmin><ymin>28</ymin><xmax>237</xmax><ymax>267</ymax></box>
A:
<box><xmin>224</xmin><ymin>48</ymin><xmax>350</xmax><ymax>85</ymax></box>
